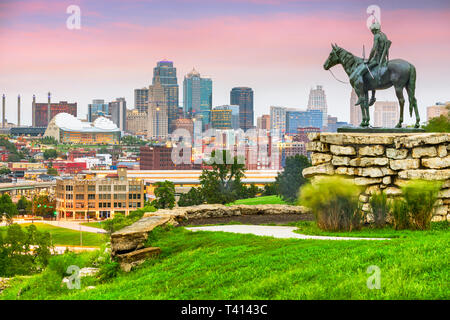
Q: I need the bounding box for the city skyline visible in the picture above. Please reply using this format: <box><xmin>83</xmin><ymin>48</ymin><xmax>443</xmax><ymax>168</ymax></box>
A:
<box><xmin>1</xmin><ymin>0</ymin><xmax>449</xmax><ymax>127</ymax></box>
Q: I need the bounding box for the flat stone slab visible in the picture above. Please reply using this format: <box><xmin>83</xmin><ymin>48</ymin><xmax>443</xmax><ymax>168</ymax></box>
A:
<box><xmin>111</xmin><ymin>216</ymin><xmax>170</xmax><ymax>255</ymax></box>
<box><xmin>338</xmin><ymin>127</ymin><xmax>425</xmax><ymax>133</ymax></box>
<box><xmin>186</xmin><ymin>225</ymin><xmax>389</xmax><ymax>241</ymax></box>
<box><xmin>116</xmin><ymin>247</ymin><xmax>161</xmax><ymax>272</ymax></box>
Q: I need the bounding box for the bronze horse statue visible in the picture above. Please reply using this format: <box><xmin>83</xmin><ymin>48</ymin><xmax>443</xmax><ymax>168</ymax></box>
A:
<box><xmin>323</xmin><ymin>44</ymin><xmax>420</xmax><ymax>128</ymax></box>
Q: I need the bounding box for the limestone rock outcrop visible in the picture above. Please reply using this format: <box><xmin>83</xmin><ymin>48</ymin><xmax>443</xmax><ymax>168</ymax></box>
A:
<box><xmin>305</xmin><ymin>132</ymin><xmax>450</xmax><ymax>220</ymax></box>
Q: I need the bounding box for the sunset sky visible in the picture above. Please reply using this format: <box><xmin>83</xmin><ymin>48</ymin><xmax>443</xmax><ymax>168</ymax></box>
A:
<box><xmin>1</xmin><ymin>0</ymin><xmax>449</xmax><ymax>126</ymax></box>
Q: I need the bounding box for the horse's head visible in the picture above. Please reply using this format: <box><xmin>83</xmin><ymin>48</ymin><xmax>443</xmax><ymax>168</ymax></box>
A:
<box><xmin>323</xmin><ymin>43</ymin><xmax>341</xmax><ymax>70</ymax></box>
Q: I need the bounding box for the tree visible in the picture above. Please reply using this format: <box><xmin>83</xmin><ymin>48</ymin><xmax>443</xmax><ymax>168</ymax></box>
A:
<box><xmin>32</xmin><ymin>195</ymin><xmax>56</xmax><ymax>218</ymax></box>
<box><xmin>178</xmin><ymin>187</ymin><xmax>204</xmax><ymax>207</ymax></box>
<box><xmin>0</xmin><ymin>167</ymin><xmax>11</xmax><ymax>176</ymax></box>
<box><xmin>16</xmin><ymin>196</ymin><xmax>32</xmax><ymax>215</ymax></box>
<box><xmin>152</xmin><ymin>181</ymin><xmax>176</xmax><ymax>209</ymax></box>
<box><xmin>199</xmin><ymin>150</ymin><xmax>246</xmax><ymax>204</ymax></box>
<box><xmin>276</xmin><ymin>155</ymin><xmax>311</xmax><ymax>203</ymax></box>
<box><xmin>47</xmin><ymin>167</ymin><xmax>58</xmax><ymax>176</ymax></box>
<box><xmin>262</xmin><ymin>183</ymin><xmax>278</xmax><ymax>196</ymax></box>
<box><xmin>423</xmin><ymin>106</ymin><xmax>450</xmax><ymax>132</ymax></box>
<box><xmin>0</xmin><ymin>193</ymin><xmax>19</xmax><ymax>222</ymax></box>
<box><xmin>43</xmin><ymin>149</ymin><xmax>58</xmax><ymax>160</ymax></box>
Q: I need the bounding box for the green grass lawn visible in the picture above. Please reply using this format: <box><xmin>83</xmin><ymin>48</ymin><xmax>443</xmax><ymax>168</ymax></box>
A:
<box><xmin>2</xmin><ymin>222</ymin><xmax>448</xmax><ymax>300</ymax></box>
<box><xmin>0</xmin><ymin>223</ymin><xmax>107</xmax><ymax>247</ymax></box>
<box><xmin>80</xmin><ymin>222</ymin><xmax>106</xmax><ymax>229</ymax></box>
<box><xmin>227</xmin><ymin>195</ymin><xmax>288</xmax><ymax>206</ymax></box>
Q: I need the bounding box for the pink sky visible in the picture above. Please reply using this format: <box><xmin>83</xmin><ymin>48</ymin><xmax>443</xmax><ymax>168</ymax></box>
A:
<box><xmin>1</xmin><ymin>0</ymin><xmax>449</xmax><ymax>126</ymax></box>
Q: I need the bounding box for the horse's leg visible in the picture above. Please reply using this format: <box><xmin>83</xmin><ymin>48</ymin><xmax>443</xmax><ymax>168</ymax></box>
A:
<box><xmin>355</xmin><ymin>85</ymin><xmax>366</xmax><ymax>127</ymax></box>
<box><xmin>363</xmin><ymin>91</ymin><xmax>370</xmax><ymax>127</ymax></box>
<box><xmin>369</xmin><ymin>90</ymin><xmax>376</xmax><ymax>106</ymax></box>
<box><xmin>406</xmin><ymin>69</ymin><xmax>420</xmax><ymax>128</ymax></box>
<box><xmin>395</xmin><ymin>87</ymin><xmax>405</xmax><ymax>128</ymax></box>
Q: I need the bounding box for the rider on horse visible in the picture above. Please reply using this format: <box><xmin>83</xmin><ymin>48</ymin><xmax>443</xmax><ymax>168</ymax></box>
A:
<box><xmin>350</xmin><ymin>22</ymin><xmax>392</xmax><ymax>107</ymax></box>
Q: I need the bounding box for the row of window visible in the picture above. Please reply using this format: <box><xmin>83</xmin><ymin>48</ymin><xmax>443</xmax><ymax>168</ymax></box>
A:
<box><xmin>66</xmin><ymin>193</ymin><xmax>141</xmax><ymax>200</ymax></box>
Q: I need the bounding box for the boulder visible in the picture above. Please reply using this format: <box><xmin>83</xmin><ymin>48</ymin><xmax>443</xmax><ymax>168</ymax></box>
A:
<box><xmin>438</xmin><ymin>145</ymin><xmax>448</xmax><ymax>157</ymax></box>
<box><xmin>349</xmin><ymin>157</ymin><xmax>389</xmax><ymax>167</ymax></box>
<box><xmin>111</xmin><ymin>216</ymin><xmax>171</xmax><ymax>255</ymax></box>
<box><xmin>307</xmin><ymin>132</ymin><xmax>320</xmax><ymax>141</ymax></box>
<box><xmin>302</xmin><ymin>163</ymin><xmax>334</xmax><ymax>178</ymax></box>
<box><xmin>386</xmin><ymin>148</ymin><xmax>408</xmax><ymax>160</ymax></box>
<box><xmin>116</xmin><ymin>247</ymin><xmax>161</xmax><ymax>272</ymax></box>
<box><xmin>389</xmin><ymin>159</ymin><xmax>420</xmax><ymax>171</ymax></box>
<box><xmin>421</xmin><ymin>156</ymin><xmax>450</xmax><ymax>169</ymax></box>
<box><xmin>359</xmin><ymin>145</ymin><xmax>384</xmax><ymax>156</ymax></box>
<box><xmin>335</xmin><ymin>167</ymin><xmax>356</xmax><ymax>176</ymax></box>
<box><xmin>398</xmin><ymin>169</ymin><xmax>450</xmax><ymax>181</ymax></box>
<box><xmin>320</xmin><ymin>133</ymin><xmax>398</xmax><ymax>145</ymax></box>
<box><xmin>354</xmin><ymin>177</ymin><xmax>383</xmax><ymax>186</ymax></box>
<box><xmin>394</xmin><ymin>133</ymin><xmax>449</xmax><ymax>148</ymax></box>
<box><xmin>411</xmin><ymin>146</ymin><xmax>437</xmax><ymax>158</ymax></box>
<box><xmin>385</xmin><ymin>187</ymin><xmax>402</xmax><ymax>196</ymax></box>
<box><xmin>311</xmin><ymin>152</ymin><xmax>332</xmax><ymax>165</ymax></box>
<box><xmin>330</xmin><ymin>145</ymin><xmax>356</xmax><ymax>156</ymax></box>
<box><xmin>306</xmin><ymin>141</ymin><xmax>329</xmax><ymax>152</ymax></box>
<box><xmin>332</xmin><ymin>156</ymin><xmax>351</xmax><ymax>166</ymax></box>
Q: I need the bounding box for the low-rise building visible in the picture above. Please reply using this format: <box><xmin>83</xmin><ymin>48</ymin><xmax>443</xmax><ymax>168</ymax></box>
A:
<box><xmin>55</xmin><ymin>166</ymin><xmax>145</xmax><ymax>220</ymax></box>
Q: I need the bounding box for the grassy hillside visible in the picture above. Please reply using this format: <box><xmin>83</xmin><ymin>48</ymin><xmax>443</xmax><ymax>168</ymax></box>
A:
<box><xmin>227</xmin><ymin>195</ymin><xmax>287</xmax><ymax>206</ymax></box>
<box><xmin>2</xmin><ymin>222</ymin><xmax>448</xmax><ymax>300</ymax></box>
<box><xmin>0</xmin><ymin>223</ymin><xmax>107</xmax><ymax>247</ymax></box>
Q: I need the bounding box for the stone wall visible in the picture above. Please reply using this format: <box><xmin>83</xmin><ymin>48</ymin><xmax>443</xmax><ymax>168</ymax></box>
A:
<box><xmin>303</xmin><ymin>132</ymin><xmax>450</xmax><ymax>221</ymax></box>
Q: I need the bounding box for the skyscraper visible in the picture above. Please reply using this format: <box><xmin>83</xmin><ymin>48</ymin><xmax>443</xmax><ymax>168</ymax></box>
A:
<box><xmin>134</xmin><ymin>88</ymin><xmax>149</xmax><ymax>113</ymax></box>
<box><xmin>148</xmin><ymin>75</ymin><xmax>168</xmax><ymax>140</ymax></box>
<box><xmin>88</xmin><ymin>99</ymin><xmax>109</xmax><ymax>122</ymax></box>
<box><xmin>230</xmin><ymin>87</ymin><xmax>253</xmax><ymax>131</ymax></box>
<box><xmin>257</xmin><ymin>115</ymin><xmax>271</xmax><ymax>130</ymax></box>
<box><xmin>307</xmin><ymin>85</ymin><xmax>328</xmax><ymax>127</ymax></box>
<box><xmin>109</xmin><ymin>97</ymin><xmax>127</xmax><ymax>132</ymax></box>
<box><xmin>211</xmin><ymin>106</ymin><xmax>232</xmax><ymax>129</ymax></box>
<box><xmin>183</xmin><ymin>68</ymin><xmax>212</xmax><ymax>130</ymax></box>
<box><xmin>270</xmin><ymin>106</ymin><xmax>286</xmax><ymax>136</ymax></box>
<box><xmin>153</xmin><ymin>60</ymin><xmax>179</xmax><ymax>133</ymax></box>
<box><xmin>285</xmin><ymin>109</ymin><xmax>323</xmax><ymax>134</ymax></box>
<box><xmin>373</xmin><ymin>101</ymin><xmax>399</xmax><ymax>128</ymax></box>
<box><xmin>350</xmin><ymin>88</ymin><xmax>362</xmax><ymax>127</ymax></box>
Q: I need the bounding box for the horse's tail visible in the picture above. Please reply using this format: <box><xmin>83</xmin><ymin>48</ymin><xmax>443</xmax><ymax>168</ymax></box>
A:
<box><xmin>407</xmin><ymin>64</ymin><xmax>417</xmax><ymax>117</ymax></box>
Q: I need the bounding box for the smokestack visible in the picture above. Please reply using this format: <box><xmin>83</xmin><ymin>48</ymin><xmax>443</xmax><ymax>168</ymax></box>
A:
<box><xmin>17</xmin><ymin>95</ymin><xmax>21</xmax><ymax>127</ymax></box>
<box><xmin>2</xmin><ymin>94</ymin><xmax>5</xmax><ymax>128</ymax></box>
<box><xmin>47</xmin><ymin>92</ymin><xmax>51</xmax><ymax>125</ymax></box>
<box><xmin>32</xmin><ymin>95</ymin><xmax>36</xmax><ymax>127</ymax></box>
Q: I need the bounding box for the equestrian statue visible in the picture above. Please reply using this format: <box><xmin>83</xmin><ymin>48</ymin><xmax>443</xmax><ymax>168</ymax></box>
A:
<box><xmin>323</xmin><ymin>22</ymin><xmax>420</xmax><ymax>128</ymax></box>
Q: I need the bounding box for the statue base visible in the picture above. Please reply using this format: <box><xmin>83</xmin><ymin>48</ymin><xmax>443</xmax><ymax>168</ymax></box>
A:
<box><xmin>337</xmin><ymin>126</ymin><xmax>425</xmax><ymax>133</ymax></box>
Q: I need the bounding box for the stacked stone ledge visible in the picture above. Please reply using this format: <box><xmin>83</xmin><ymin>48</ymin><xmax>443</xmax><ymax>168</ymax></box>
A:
<box><xmin>304</xmin><ymin>132</ymin><xmax>450</xmax><ymax>222</ymax></box>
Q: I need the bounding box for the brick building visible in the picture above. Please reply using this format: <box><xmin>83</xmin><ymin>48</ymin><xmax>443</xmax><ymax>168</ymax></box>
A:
<box><xmin>140</xmin><ymin>145</ymin><xmax>200</xmax><ymax>170</ymax></box>
<box><xmin>33</xmin><ymin>101</ymin><xmax>77</xmax><ymax>127</ymax></box>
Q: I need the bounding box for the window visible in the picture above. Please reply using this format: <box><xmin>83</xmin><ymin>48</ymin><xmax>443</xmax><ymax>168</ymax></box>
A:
<box><xmin>65</xmin><ymin>185</ymin><xmax>73</xmax><ymax>191</ymax></box>
<box><xmin>88</xmin><ymin>194</ymin><xmax>95</xmax><ymax>200</ymax></box>
<box><xmin>66</xmin><ymin>194</ymin><xmax>73</xmax><ymax>200</ymax></box>
<box><xmin>87</xmin><ymin>185</ymin><xmax>95</xmax><ymax>192</ymax></box>
<box><xmin>75</xmin><ymin>194</ymin><xmax>84</xmax><ymax>200</ymax></box>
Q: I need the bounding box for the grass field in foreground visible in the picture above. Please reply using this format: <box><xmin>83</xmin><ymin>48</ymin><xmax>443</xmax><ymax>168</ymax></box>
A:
<box><xmin>2</xmin><ymin>222</ymin><xmax>448</xmax><ymax>300</ymax></box>
<box><xmin>226</xmin><ymin>195</ymin><xmax>288</xmax><ymax>206</ymax></box>
<box><xmin>0</xmin><ymin>223</ymin><xmax>107</xmax><ymax>247</ymax></box>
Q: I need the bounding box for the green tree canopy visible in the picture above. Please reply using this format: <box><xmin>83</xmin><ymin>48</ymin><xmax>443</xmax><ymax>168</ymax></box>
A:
<box><xmin>276</xmin><ymin>155</ymin><xmax>311</xmax><ymax>203</ymax></box>
<box><xmin>199</xmin><ymin>150</ymin><xmax>246</xmax><ymax>204</ymax></box>
<box><xmin>32</xmin><ymin>195</ymin><xmax>56</xmax><ymax>218</ymax></box>
<box><xmin>0</xmin><ymin>193</ymin><xmax>19</xmax><ymax>221</ymax></box>
<box><xmin>43</xmin><ymin>149</ymin><xmax>58</xmax><ymax>160</ymax></box>
<box><xmin>152</xmin><ymin>181</ymin><xmax>176</xmax><ymax>209</ymax></box>
<box><xmin>178</xmin><ymin>187</ymin><xmax>204</xmax><ymax>207</ymax></box>
<box><xmin>16</xmin><ymin>196</ymin><xmax>32</xmax><ymax>215</ymax></box>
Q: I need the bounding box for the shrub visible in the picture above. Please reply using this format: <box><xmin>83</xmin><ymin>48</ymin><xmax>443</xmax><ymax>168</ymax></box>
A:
<box><xmin>391</xmin><ymin>198</ymin><xmax>410</xmax><ymax>230</ymax></box>
<box><xmin>401</xmin><ymin>180</ymin><xmax>442</xmax><ymax>230</ymax></box>
<box><xmin>369</xmin><ymin>192</ymin><xmax>389</xmax><ymax>228</ymax></box>
<box><xmin>102</xmin><ymin>206</ymin><xmax>156</xmax><ymax>233</ymax></box>
<box><xmin>298</xmin><ymin>176</ymin><xmax>363</xmax><ymax>231</ymax></box>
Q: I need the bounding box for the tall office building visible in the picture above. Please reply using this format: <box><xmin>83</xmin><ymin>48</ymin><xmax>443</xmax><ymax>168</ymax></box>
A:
<box><xmin>148</xmin><ymin>75</ymin><xmax>168</xmax><ymax>140</ymax></box>
<box><xmin>183</xmin><ymin>68</ymin><xmax>212</xmax><ymax>130</ymax></box>
<box><xmin>307</xmin><ymin>85</ymin><xmax>328</xmax><ymax>127</ymax></box>
<box><xmin>153</xmin><ymin>60</ymin><xmax>179</xmax><ymax>133</ymax></box>
<box><xmin>88</xmin><ymin>99</ymin><xmax>109</xmax><ymax>122</ymax></box>
<box><xmin>257</xmin><ymin>115</ymin><xmax>270</xmax><ymax>130</ymax></box>
<box><xmin>126</xmin><ymin>109</ymin><xmax>148</xmax><ymax>135</ymax></box>
<box><xmin>373</xmin><ymin>101</ymin><xmax>399</xmax><ymax>128</ymax></box>
<box><xmin>285</xmin><ymin>109</ymin><xmax>323</xmax><ymax>134</ymax></box>
<box><xmin>270</xmin><ymin>106</ymin><xmax>286</xmax><ymax>136</ymax></box>
<box><xmin>350</xmin><ymin>88</ymin><xmax>362</xmax><ymax>127</ymax></box>
<box><xmin>134</xmin><ymin>88</ymin><xmax>149</xmax><ymax>113</ymax></box>
<box><xmin>230</xmin><ymin>87</ymin><xmax>253</xmax><ymax>131</ymax></box>
<box><xmin>211</xmin><ymin>106</ymin><xmax>232</xmax><ymax>130</ymax></box>
<box><xmin>109</xmin><ymin>98</ymin><xmax>127</xmax><ymax>132</ymax></box>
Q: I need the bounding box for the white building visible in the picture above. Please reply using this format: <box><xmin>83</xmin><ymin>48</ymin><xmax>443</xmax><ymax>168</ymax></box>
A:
<box><xmin>307</xmin><ymin>85</ymin><xmax>328</xmax><ymax>127</ymax></box>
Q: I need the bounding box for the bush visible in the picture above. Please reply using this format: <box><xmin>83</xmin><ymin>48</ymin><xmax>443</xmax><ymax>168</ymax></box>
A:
<box><xmin>102</xmin><ymin>206</ymin><xmax>156</xmax><ymax>233</ymax></box>
<box><xmin>401</xmin><ymin>180</ymin><xmax>442</xmax><ymax>230</ymax></box>
<box><xmin>369</xmin><ymin>192</ymin><xmax>389</xmax><ymax>228</ymax></box>
<box><xmin>391</xmin><ymin>198</ymin><xmax>410</xmax><ymax>230</ymax></box>
<box><xmin>298</xmin><ymin>177</ymin><xmax>363</xmax><ymax>231</ymax></box>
